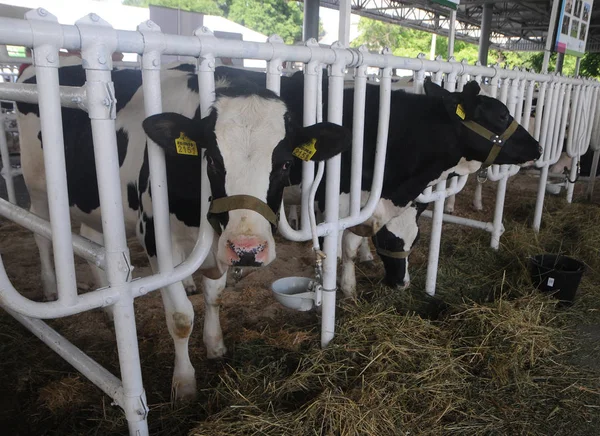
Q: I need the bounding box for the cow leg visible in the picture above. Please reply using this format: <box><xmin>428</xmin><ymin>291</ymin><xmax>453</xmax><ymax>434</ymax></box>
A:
<box><xmin>472</xmin><ymin>181</ymin><xmax>483</xmax><ymax>210</ymax></box>
<box><xmin>288</xmin><ymin>205</ymin><xmax>299</xmax><ymax>230</ymax></box>
<box><xmin>357</xmin><ymin>238</ymin><xmax>374</xmax><ymax>263</ymax></box>
<box><xmin>202</xmin><ymin>271</ymin><xmax>228</xmax><ymax>358</ymax></box>
<box><xmin>29</xmin><ymin>196</ymin><xmax>57</xmax><ymax>301</ymax></box>
<box><xmin>373</xmin><ymin>206</ymin><xmax>422</xmax><ymax>290</ymax></box>
<box><xmin>148</xmin><ymin>256</ymin><xmax>197</xmax><ymax>401</ymax></box>
<box><xmin>340</xmin><ymin>230</ymin><xmax>364</xmax><ymax>298</ymax></box>
<box><xmin>79</xmin><ymin>224</ymin><xmax>113</xmax><ymax>320</ymax></box>
<box><xmin>182</xmin><ymin>275</ymin><xmax>197</xmax><ymax>295</ymax></box>
<box><xmin>372</xmin><ymin>225</ymin><xmax>411</xmax><ymax>290</ymax></box>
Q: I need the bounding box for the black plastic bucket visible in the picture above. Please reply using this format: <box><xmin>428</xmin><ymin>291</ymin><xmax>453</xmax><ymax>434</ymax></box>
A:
<box><xmin>529</xmin><ymin>254</ymin><xmax>585</xmax><ymax>305</ymax></box>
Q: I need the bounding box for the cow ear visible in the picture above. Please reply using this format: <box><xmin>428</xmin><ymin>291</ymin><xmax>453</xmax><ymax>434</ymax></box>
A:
<box><xmin>423</xmin><ymin>79</ymin><xmax>450</xmax><ymax>97</ymax></box>
<box><xmin>445</xmin><ymin>80</ymin><xmax>482</xmax><ymax>121</ymax></box>
<box><xmin>143</xmin><ymin>112</ymin><xmax>211</xmax><ymax>158</ymax></box>
<box><xmin>290</xmin><ymin>122</ymin><xmax>352</xmax><ymax>162</ymax></box>
<box><xmin>463</xmin><ymin>80</ymin><xmax>481</xmax><ymax>97</ymax></box>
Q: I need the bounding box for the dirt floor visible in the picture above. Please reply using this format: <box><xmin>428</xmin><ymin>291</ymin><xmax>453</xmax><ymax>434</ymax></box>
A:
<box><xmin>0</xmin><ymin>168</ymin><xmax>599</xmax><ymax>435</ymax></box>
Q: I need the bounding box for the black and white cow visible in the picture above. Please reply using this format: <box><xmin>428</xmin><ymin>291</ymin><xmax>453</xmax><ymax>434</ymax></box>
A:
<box><xmin>262</xmin><ymin>70</ymin><xmax>542</xmax><ymax>295</ymax></box>
<box><xmin>16</xmin><ymin>63</ymin><xmax>351</xmax><ymax>399</ymax></box>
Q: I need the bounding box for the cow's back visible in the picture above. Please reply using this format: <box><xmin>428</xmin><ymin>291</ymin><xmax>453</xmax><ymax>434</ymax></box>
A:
<box><xmin>16</xmin><ymin>64</ymin><xmax>198</xmax><ymax>234</ymax></box>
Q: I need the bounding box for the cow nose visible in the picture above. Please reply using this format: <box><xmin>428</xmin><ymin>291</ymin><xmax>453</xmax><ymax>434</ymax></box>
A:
<box><xmin>226</xmin><ymin>237</ymin><xmax>268</xmax><ymax>266</ymax></box>
<box><xmin>538</xmin><ymin>145</ymin><xmax>543</xmax><ymax>154</ymax></box>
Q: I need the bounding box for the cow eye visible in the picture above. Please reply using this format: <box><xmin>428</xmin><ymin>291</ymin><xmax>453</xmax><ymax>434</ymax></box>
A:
<box><xmin>282</xmin><ymin>161</ymin><xmax>291</xmax><ymax>170</ymax></box>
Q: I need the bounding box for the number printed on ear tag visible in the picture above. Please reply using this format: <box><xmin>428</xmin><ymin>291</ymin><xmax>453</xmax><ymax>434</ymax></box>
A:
<box><xmin>175</xmin><ymin>132</ymin><xmax>198</xmax><ymax>156</ymax></box>
<box><xmin>292</xmin><ymin>138</ymin><xmax>317</xmax><ymax>161</ymax></box>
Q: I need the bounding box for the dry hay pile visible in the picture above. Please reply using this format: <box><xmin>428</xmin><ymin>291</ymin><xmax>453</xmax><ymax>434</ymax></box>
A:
<box><xmin>188</xmin><ymin>196</ymin><xmax>600</xmax><ymax>436</ymax></box>
<box><xmin>0</xmin><ymin>187</ymin><xmax>599</xmax><ymax>435</ymax></box>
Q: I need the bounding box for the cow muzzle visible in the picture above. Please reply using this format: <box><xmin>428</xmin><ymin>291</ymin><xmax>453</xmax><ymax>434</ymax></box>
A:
<box><xmin>208</xmin><ymin>195</ymin><xmax>278</xmax><ymax>267</ymax></box>
<box><xmin>225</xmin><ymin>236</ymin><xmax>269</xmax><ymax>266</ymax></box>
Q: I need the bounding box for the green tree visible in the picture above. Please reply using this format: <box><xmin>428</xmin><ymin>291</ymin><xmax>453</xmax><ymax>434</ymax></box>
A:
<box><xmin>123</xmin><ymin>0</ymin><xmax>306</xmax><ymax>44</ymax></box>
<box><xmin>525</xmin><ymin>51</ymin><xmax>578</xmax><ymax>77</ymax></box>
<box><xmin>352</xmin><ymin>16</ymin><xmax>541</xmax><ymax>71</ymax></box>
<box><xmin>578</xmin><ymin>52</ymin><xmax>600</xmax><ymax>78</ymax></box>
<box><xmin>123</xmin><ymin>0</ymin><xmax>228</xmax><ymax>16</ymax></box>
<box><xmin>228</xmin><ymin>0</ymin><xmax>303</xmax><ymax>44</ymax></box>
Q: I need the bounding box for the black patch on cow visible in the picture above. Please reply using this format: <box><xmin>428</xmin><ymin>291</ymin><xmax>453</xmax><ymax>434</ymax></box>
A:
<box><xmin>372</xmin><ymin>225</ymin><xmax>409</xmax><ymax>287</ymax></box>
<box><xmin>138</xmin><ymin>141</ymin><xmax>203</xmax><ymax>228</ymax></box>
<box><xmin>18</xmin><ymin>65</ymin><xmax>138</xmax><ymax>214</ymax></box>
<box><xmin>37</xmin><ymin>131</ymin><xmax>42</xmax><ymax>149</ymax></box>
<box><xmin>186</xmin><ymin>74</ymin><xmax>199</xmax><ymax>93</ymax></box>
<box><xmin>17</xmin><ymin>65</ymin><xmax>142</xmax><ymax>115</ymax></box>
<box><xmin>127</xmin><ymin>182</ymin><xmax>139</xmax><ymax>211</ymax></box>
<box><xmin>142</xmin><ymin>213</ymin><xmax>157</xmax><ymax>257</ymax></box>
<box><xmin>170</xmin><ymin>63</ymin><xmax>196</xmax><ymax>72</ymax></box>
<box><xmin>138</xmin><ymin>145</ymin><xmax>150</xmax><ymax>213</ymax></box>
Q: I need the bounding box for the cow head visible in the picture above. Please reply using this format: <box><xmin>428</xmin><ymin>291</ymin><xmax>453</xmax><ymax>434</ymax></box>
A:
<box><xmin>373</xmin><ymin>202</ymin><xmax>426</xmax><ymax>289</ymax></box>
<box><xmin>424</xmin><ymin>80</ymin><xmax>542</xmax><ymax>166</ymax></box>
<box><xmin>143</xmin><ymin>87</ymin><xmax>351</xmax><ymax>268</ymax></box>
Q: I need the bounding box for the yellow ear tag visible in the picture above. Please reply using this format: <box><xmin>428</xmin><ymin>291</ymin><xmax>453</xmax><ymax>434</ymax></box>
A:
<box><xmin>292</xmin><ymin>138</ymin><xmax>317</xmax><ymax>161</ymax></box>
<box><xmin>175</xmin><ymin>132</ymin><xmax>198</xmax><ymax>156</ymax></box>
<box><xmin>456</xmin><ymin>104</ymin><xmax>466</xmax><ymax>120</ymax></box>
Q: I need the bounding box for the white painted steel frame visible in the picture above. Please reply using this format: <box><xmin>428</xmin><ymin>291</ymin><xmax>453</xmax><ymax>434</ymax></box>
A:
<box><xmin>0</xmin><ymin>112</ymin><xmax>17</xmax><ymax>203</ymax></box>
<box><xmin>0</xmin><ymin>8</ymin><xmax>598</xmax><ymax>435</ymax></box>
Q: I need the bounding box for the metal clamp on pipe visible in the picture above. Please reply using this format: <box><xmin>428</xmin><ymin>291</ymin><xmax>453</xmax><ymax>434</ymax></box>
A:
<box><xmin>138</xmin><ymin>20</ymin><xmax>166</xmax><ymax>70</ymax></box>
<box><xmin>26</xmin><ymin>8</ymin><xmax>64</xmax><ymax>68</ymax></box>
<box><xmin>266</xmin><ymin>34</ymin><xmax>285</xmax><ymax>95</ymax></box>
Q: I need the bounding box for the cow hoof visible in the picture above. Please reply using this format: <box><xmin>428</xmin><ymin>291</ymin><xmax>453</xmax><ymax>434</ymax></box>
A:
<box><xmin>171</xmin><ymin>375</ymin><xmax>197</xmax><ymax>401</ymax></box>
<box><xmin>184</xmin><ymin>285</ymin><xmax>199</xmax><ymax>296</ymax></box>
<box><xmin>339</xmin><ymin>288</ymin><xmax>357</xmax><ymax>299</ymax></box>
<box><xmin>207</xmin><ymin>344</ymin><xmax>228</xmax><ymax>359</ymax></box>
<box><xmin>358</xmin><ymin>254</ymin><xmax>375</xmax><ymax>263</ymax></box>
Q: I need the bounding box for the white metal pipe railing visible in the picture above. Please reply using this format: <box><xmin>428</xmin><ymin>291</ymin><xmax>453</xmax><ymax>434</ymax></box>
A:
<box><xmin>533</xmin><ymin>80</ymin><xmax>572</xmax><ymax>231</ymax></box>
<box><xmin>278</xmin><ymin>52</ymin><xmax>392</xmax><ymax>242</ymax></box>
<box><xmin>350</xmin><ymin>53</ymin><xmax>368</xmax><ymax>217</ymax></box>
<box><xmin>424</xmin><ymin>179</ymin><xmax>446</xmax><ymax>296</ymax></box>
<box><xmin>29</xmin><ymin>12</ymin><xmax>79</xmax><ymax>307</ymax></box>
<box><xmin>0</xmin><ymin>198</ymin><xmax>106</xmax><ymax>268</ymax></box>
<box><xmin>138</xmin><ymin>22</ymin><xmax>182</xmax><ymax>306</ymax></box>
<box><xmin>299</xmin><ymin>40</ymin><xmax>318</xmax><ymax>235</ymax></box>
<box><xmin>6</xmin><ymin>307</ymin><xmax>125</xmax><ymax>405</ymax></box>
<box><xmin>321</xmin><ymin>53</ymin><xmax>345</xmax><ymax>347</ymax></box>
<box><xmin>0</xmin><ymin>82</ymin><xmax>87</xmax><ymax>110</ymax></box>
<box><xmin>3</xmin><ymin>16</ymin><xmax>598</xmax><ymax>87</ymax></box>
<box><xmin>0</xmin><ymin>113</ymin><xmax>16</xmax><ymax>203</ymax></box>
<box><xmin>0</xmin><ymin>254</ymin><xmax>119</xmax><ymax>318</ymax></box>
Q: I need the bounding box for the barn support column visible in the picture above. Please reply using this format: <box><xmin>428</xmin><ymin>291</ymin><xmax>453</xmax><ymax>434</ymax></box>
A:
<box><xmin>303</xmin><ymin>0</ymin><xmax>320</xmax><ymax>41</ymax></box>
<box><xmin>556</xmin><ymin>52</ymin><xmax>565</xmax><ymax>73</ymax></box>
<box><xmin>542</xmin><ymin>0</ymin><xmax>562</xmax><ymax>73</ymax></box>
<box><xmin>447</xmin><ymin>10</ymin><xmax>456</xmax><ymax>59</ymax></box>
<box><xmin>339</xmin><ymin>0</ymin><xmax>351</xmax><ymax>46</ymax></box>
<box><xmin>478</xmin><ymin>3</ymin><xmax>492</xmax><ymax>66</ymax></box>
